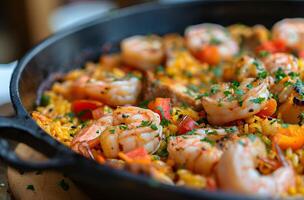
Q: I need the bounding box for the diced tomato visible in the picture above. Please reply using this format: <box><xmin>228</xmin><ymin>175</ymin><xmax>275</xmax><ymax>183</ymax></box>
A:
<box><xmin>125</xmin><ymin>147</ymin><xmax>149</xmax><ymax>160</ymax></box>
<box><xmin>148</xmin><ymin>98</ymin><xmax>171</xmax><ymax>120</ymax></box>
<box><xmin>92</xmin><ymin>107</ymin><xmax>104</xmax><ymax>120</ymax></box>
<box><xmin>256</xmin><ymin>39</ymin><xmax>287</xmax><ymax>54</ymax></box>
<box><xmin>178</xmin><ymin>115</ymin><xmax>198</xmax><ymax>135</ymax></box>
<box><xmin>298</xmin><ymin>50</ymin><xmax>304</xmax><ymax>59</ymax></box>
<box><xmin>72</xmin><ymin>100</ymin><xmax>103</xmax><ymax>120</ymax></box>
<box><xmin>256</xmin><ymin>98</ymin><xmax>277</xmax><ymax>118</ymax></box>
<box><xmin>196</xmin><ymin>45</ymin><xmax>220</xmax><ymax>66</ymax></box>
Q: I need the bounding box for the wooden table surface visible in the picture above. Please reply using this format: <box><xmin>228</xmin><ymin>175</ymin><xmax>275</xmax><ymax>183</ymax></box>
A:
<box><xmin>0</xmin><ymin>103</ymin><xmax>89</xmax><ymax>200</ymax></box>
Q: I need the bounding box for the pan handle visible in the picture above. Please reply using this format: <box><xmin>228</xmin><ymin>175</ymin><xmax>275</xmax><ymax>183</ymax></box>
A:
<box><xmin>0</xmin><ymin>116</ymin><xmax>76</xmax><ymax>171</ymax></box>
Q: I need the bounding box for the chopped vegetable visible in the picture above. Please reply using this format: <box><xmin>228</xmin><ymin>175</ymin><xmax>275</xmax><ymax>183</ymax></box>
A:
<box><xmin>273</xmin><ymin>125</ymin><xmax>304</xmax><ymax>150</ymax></box>
<box><xmin>40</xmin><ymin>94</ymin><xmax>50</xmax><ymax>107</ymax></box>
<box><xmin>178</xmin><ymin>116</ymin><xmax>198</xmax><ymax>135</ymax></box>
<box><xmin>196</xmin><ymin>45</ymin><xmax>220</xmax><ymax>66</ymax></box>
<box><xmin>148</xmin><ymin>98</ymin><xmax>172</xmax><ymax>121</ymax></box>
<box><xmin>256</xmin><ymin>98</ymin><xmax>277</xmax><ymax>118</ymax></box>
<box><xmin>58</xmin><ymin>179</ymin><xmax>70</xmax><ymax>191</ymax></box>
<box><xmin>256</xmin><ymin>39</ymin><xmax>287</xmax><ymax>54</ymax></box>
<box><xmin>26</xmin><ymin>184</ymin><xmax>35</xmax><ymax>191</ymax></box>
<box><xmin>72</xmin><ymin>100</ymin><xmax>103</xmax><ymax>120</ymax></box>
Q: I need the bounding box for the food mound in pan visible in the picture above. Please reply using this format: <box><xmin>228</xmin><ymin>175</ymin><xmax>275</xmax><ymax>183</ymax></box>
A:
<box><xmin>33</xmin><ymin>18</ymin><xmax>304</xmax><ymax>197</ymax></box>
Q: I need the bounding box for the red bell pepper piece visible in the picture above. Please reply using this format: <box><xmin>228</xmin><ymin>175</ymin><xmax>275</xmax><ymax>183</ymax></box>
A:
<box><xmin>256</xmin><ymin>39</ymin><xmax>287</xmax><ymax>54</ymax></box>
<box><xmin>148</xmin><ymin>98</ymin><xmax>171</xmax><ymax>120</ymax></box>
<box><xmin>72</xmin><ymin>100</ymin><xmax>103</xmax><ymax>120</ymax></box>
<box><xmin>178</xmin><ymin>115</ymin><xmax>198</xmax><ymax>135</ymax></box>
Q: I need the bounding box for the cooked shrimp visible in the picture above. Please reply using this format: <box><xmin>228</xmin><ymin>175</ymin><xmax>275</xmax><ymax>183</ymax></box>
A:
<box><xmin>167</xmin><ymin>135</ymin><xmax>222</xmax><ymax>175</ymax></box>
<box><xmin>121</xmin><ymin>35</ymin><xmax>165</xmax><ymax>70</ymax></box>
<box><xmin>185</xmin><ymin>23</ymin><xmax>239</xmax><ymax>60</ymax></box>
<box><xmin>271</xmin><ymin>76</ymin><xmax>296</xmax><ymax>103</ymax></box>
<box><xmin>262</xmin><ymin>53</ymin><xmax>299</xmax><ymax>75</ymax></box>
<box><xmin>70</xmin><ymin>76</ymin><xmax>142</xmax><ymax>106</ymax></box>
<box><xmin>216</xmin><ymin>137</ymin><xmax>295</xmax><ymax>196</ymax></box>
<box><xmin>272</xmin><ymin>18</ymin><xmax>304</xmax><ymax>51</ymax></box>
<box><xmin>71</xmin><ymin>115</ymin><xmax>113</xmax><ymax>155</ymax></box>
<box><xmin>232</xmin><ymin>56</ymin><xmax>267</xmax><ymax>82</ymax></box>
<box><xmin>100</xmin><ymin>106</ymin><xmax>162</xmax><ymax>158</ymax></box>
<box><xmin>202</xmin><ymin>78</ymin><xmax>271</xmax><ymax>125</ymax></box>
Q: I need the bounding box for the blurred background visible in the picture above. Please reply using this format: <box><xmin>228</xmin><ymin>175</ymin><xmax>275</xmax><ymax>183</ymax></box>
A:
<box><xmin>0</xmin><ymin>0</ymin><xmax>162</xmax><ymax>63</ymax></box>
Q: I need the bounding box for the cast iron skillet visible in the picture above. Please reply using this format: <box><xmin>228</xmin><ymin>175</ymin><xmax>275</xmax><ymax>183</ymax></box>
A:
<box><xmin>0</xmin><ymin>1</ymin><xmax>302</xmax><ymax>199</ymax></box>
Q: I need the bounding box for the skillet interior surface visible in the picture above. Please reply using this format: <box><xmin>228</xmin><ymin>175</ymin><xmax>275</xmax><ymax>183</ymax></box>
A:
<box><xmin>10</xmin><ymin>1</ymin><xmax>304</xmax><ymax>199</ymax></box>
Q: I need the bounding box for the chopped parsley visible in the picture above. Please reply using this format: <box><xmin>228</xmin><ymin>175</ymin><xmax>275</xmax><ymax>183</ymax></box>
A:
<box><xmin>225</xmin><ymin>127</ymin><xmax>238</xmax><ymax>133</ymax></box>
<box><xmin>156</xmin><ymin>106</ymin><xmax>171</xmax><ymax>127</ymax></box>
<box><xmin>119</xmin><ymin>125</ymin><xmax>128</xmax><ymax>130</ymax></box>
<box><xmin>231</xmin><ymin>80</ymin><xmax>240</xmax><ymax>89</ymax></box>
<box><xmin>58</xmin><ymin>179</ymin><xmax>69</xmax><ymax>191</ymax></box>
<box><xmin>150</xmin><ymin>124</ymin><xmax>158</xmax><ymax>130</ymax></box>
<box><xmin>259</xmin><ymin>50</ymin><xmax>270</xmax><ymax>58</ymax></box>
<box><xmin>40</xmin><ymin>94</ymin><xmax>50</xmax><ymax>107</ymax></box>
<box><xmin>246</xmin><ymin>83</ymin><xmax>253</xmax><ymax>89</ymax></box>
<box><xmin>224</xmin><ymin>90</ymin><xmax>232</xmax><ymax>97</ymax></box>
<box><xmin>281</xmin><ymin>123</ymin><xmax>289</xmax><ymax>128</ymax></box>
<box><xmin>210</xmin><ymin>37</ymin><xmax>222</xmax><ymax>45</ymax></box>
<box><xmin>210</xmin><ymin>85</ymin><xmax>220</xmax><ymax>94</ymax></box>
<box><xmin>122</xmin><ymin>114</ymin><xmax>130</xmax><ymax>118</ymax></box>
<box><xmin>156</xmin><ymin>65</ymin><xmax>165</xmax><ymax>73</ymax></box>
<box><xmin>200</xmin><ymin>138</ymin><xmax>215</xmax><ymax>146</ymax></box>
<box><xmin>139</xmin><ymin>120</ymin><xmax>153</xmax><ymax>127</ymax></box>
<box><xmin>186</xmin><ymin>129</ymin><xmax>197</xmax><ymax>135</ymax></box>
<box><xmin>248</xmin><ymin>134</ymin><xmax>257</xmax><ymax>142</ymax></box>
<box><xmin>250</xmin><ymin>97</ymin><xmax>265</xmax><ymax>104</ymax></box>
<box><xmin>298</xmin><ymin>112</ymin><xmax>304</xmax><ymax>125</ymax></box>
<box><xmin>138</xmin><ymin>100</ymin><xmax>150</xmax><ymax>108</ymax></box>
<box><xmin>109</xmin><ymin>129</ymin><xmax>115</xmax><ymax>134</ymax></box>
<box><xmin>274</xmin><ymin>68</ymin><xmax>286</xmax><ymax>82</ymax></box>
<box><xmin>195</xmin><ymin>92</ymin><xmax>209</xmax><ymax>100</ymax></box>
<box><xmin>26</xmin><ymin>184</ymin><xmax>35</xmax><ymax>191</ymax></box>
<box><xmin>212</xmin><ymin>66</ymin><xmax>222</xmax><ymax>77</ymax></box>
<box><xmin>257</xmin><ymin>71</ymin><xmax>268</xmax><ymax>79</ymax></box>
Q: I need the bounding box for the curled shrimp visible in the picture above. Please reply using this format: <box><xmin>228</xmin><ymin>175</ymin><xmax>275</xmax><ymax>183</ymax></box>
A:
<box><xmin>100</xmin><ymin>106</ymin><xmax>162</xmax><ymax>158</ymax></box>
<box><xmin>121</xmin><ymin>35</ymin><xmax>165</xmax><ymax>70</ymax></box>
<box><xmin>216</xmin><ymin>137</ymin><xmax>295</xmax><ymax>196</ymax></box>
<box><xmin>71</xmin><ymin>115</ymin><xmax>113</xmax><ymax>156</ymax></box>
<box><xmin>232</xmin><ymin>56</ymin><xmax>267</xmax><ymax>82</ymax></box>
<box><xmin>167</xmin><ymin>135</ymin><xmax>222</xmax><ymax>175</ymax></box>
<box><xmin>262</xmin><ymin>53</ymin><xmax>299</xmax><ymax>75</ymax></box>
<box><xmin>272</xmin><ymin>18</ymin><xmax>304</xmax><ymax>51</ymax></box>
<box><xmin>201</xmin><ymin>78</ymin><xmax>271</xmax><ymax>125</ymax></box>
<box><xmin>69</xmin><ymin>75</ymin><xmax>142</xmax><ymax>106</ymax></box>
<box><xmin>185</xmin><ymin>23</ymin><xmax>239</xmax><ymax>60</ymax></box>
<box><xmin>71</xmin><ymin>106</ymin><xmax>162</xmax><ymax>158</ymax></box>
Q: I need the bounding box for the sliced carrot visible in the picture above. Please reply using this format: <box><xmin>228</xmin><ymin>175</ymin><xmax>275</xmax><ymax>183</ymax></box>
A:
<box><xmin>256</xmin><ymin>98</ymin><xmax>277</xmax><ymax>118</ymax></box>
<box><xmin>196</xmin><ymin>45</ymin><xmax>220</xmax><ymax>66</ymax></box>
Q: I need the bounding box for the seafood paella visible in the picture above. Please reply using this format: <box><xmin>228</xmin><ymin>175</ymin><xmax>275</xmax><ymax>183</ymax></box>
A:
<box><xmin>32</xmin><ymin>18</ymin><xmax>304</xmax><ymax>197</ymax></box>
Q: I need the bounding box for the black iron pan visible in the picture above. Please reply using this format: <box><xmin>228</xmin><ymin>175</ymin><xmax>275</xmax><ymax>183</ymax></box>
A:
<box><xmin>0</xmin><ymin>1</ymin><xmax>301</xmax><ymax>199</ymax></box>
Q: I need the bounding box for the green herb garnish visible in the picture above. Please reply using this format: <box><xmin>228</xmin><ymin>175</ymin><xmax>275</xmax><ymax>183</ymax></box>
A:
<box><xmin>40</xmin><ymin>94</ymin><xmax>50</xmax><ymax>107</ymax></box>
<box><xmin>250</xmin><ymin>97</ymin><xmax>265</xmax><ymax>104</ymax></box>
<box><xmin>58</xmin><ymin>179</ymin><xmax>69</xmax><ymax>191</ymax></box>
